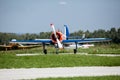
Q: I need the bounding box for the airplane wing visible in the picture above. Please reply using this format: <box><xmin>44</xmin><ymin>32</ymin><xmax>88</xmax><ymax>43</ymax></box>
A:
<box><xmin>10</xmin><ymin>38</ymin><xmax>111</xmax><ymax>44</ymax></box>
<box><xmin>10</xmin><ymin>39</ymin><xmax>52</xmax><ymax>44</ymax></box>
<box><xmin>62</xmin><ymin>38</ymin><xmax>111</xmax><ymax>43</ymax></box>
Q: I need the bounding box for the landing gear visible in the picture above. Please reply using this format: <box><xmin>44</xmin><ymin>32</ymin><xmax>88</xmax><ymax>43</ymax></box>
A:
<box><xmin>55</xmin><ymin>43</ymin><xmax>59</xmax><ymax>54</ymax></box>
<box><xmin>43</xmin><ymin>43</ymin><xmax>47</xmax><ymax>54</ymax></box>
<box><xmin>42</xmin><ymin>42</ymin><xmax>78</xmax><ymax>54</ymax></box>
<box><xmin>42</xmin><ymin>43</ymin><xmax>60</xmax><ymax>54</ymax></box>
<box><xmin>44</xmin><ymin>49</ymin><xmax>47</xmax><ymax>54</ymax></box>
<box><xmin>74</xmin><ymin>49</ymin><xmax>77</xmax><ymax>54</ymax></box>
<box><xmin>74</xmin><ymin>42</ymin><xmax>78</xmax><ymax>54</ymax></box>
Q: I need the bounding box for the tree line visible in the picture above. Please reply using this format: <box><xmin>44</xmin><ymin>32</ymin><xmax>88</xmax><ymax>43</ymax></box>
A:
<box><xmin>0</xmin><ymin>27</ymin><xmax>120</xmax><ymax>44</ymax></box>
<box><xmin>70</xmin><ymin>27</ymin><xmax>120</xmax><ymax>43</ymax></box>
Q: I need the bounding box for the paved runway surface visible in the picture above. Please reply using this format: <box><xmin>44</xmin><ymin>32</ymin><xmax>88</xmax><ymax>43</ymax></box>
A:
<box><xmin>0</xmin><ymin>66</ymin><xmax>120</xmax><ymax>80</ymax></box>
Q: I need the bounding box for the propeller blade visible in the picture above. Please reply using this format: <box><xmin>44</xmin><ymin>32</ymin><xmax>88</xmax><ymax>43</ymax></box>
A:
<box><xmin>56</xmin><ymin>38</ymin><xmax>63</xmax><ymax>48</ymax></box>
<box><xmin>50</xmin><ymin>24</ymin><xmax>57</xmax><ymax>37</ymax></box>
<box><xmin>50</xmin><ymin>24</ymin><xmax>63</xmax><ymax>48</ymax></box>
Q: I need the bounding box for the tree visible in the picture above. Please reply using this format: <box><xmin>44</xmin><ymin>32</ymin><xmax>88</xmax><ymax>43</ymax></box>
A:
<box><xmin>109</xmin><ymin>28</ymin><xmax>117</xmax><ymax>42</ymax></box>
<box><xmin>116</xmin><ymin>28</ymin><xmax>120</xmax><ymax>43</ymax></box>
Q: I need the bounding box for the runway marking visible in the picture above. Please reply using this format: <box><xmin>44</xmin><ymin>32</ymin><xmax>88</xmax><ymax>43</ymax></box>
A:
<box><xmin>0</xmin><ymin>66</ymin><xmax>120</xmax><ymax>80</ymax></box>
<box><xmin>16</xmin><ymin>53</ymin><xmax>40</xmax><ymax>56</ymax></box>
<box><xmin>16</xmin><ymin>53</ymin><xmax>120</xmax><ymax>57</ymax></box>
<box><xmin>94</xmin><ymin>54</ymin><xmax>120</xmax><ymax>57</ymax></box>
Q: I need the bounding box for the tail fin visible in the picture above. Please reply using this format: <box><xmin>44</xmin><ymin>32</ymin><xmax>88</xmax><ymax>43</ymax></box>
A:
<box><xmin>64</xmin><ymin>25</ymin><xmax>70</xmax><ymax>40</ymax></box>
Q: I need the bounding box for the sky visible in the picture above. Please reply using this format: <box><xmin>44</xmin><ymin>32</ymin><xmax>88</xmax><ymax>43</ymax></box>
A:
<box><xmin>0</xmin><ymin>0</ymin><xmax>120</xmax><ymax>33</ymax></box>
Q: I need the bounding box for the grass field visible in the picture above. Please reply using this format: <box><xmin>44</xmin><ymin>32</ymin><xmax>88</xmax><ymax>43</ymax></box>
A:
<box><xmin>77</xmin><ymin>44</ymin><xmax>120</xmax><ymax>54</ymax></box>
<box><xmin>0</xmin><ymin>44</ymin><xmax>120</xmax><ymax>68</ymax></box>
<box><xmin>36</xmin><ymin>76</ymin><xmax>120</xmax><ymax>80</ymax></box>
<box><xmin>0</xmin><ymin>53</ymin><xmax>120</xmax><ymax>68</ymax></box>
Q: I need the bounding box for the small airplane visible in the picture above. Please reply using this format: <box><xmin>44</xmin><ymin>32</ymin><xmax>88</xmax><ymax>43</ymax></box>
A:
<box><xmin>10</xmin><ymin>24</ymin><xmax>111</xmax><ymax>54</ymax></box>
<box><xmin>0</xmin><ymin>43</ymin><xmax>37</xmax><ymax>51</ymax></box>
<box><xmin>0</xmin><ymin>44</ymin><xmax>12</xmax><ymax>51</ymax></box>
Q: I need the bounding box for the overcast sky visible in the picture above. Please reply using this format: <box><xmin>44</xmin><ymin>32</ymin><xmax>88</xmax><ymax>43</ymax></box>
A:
<box><xmin>0</xmin><ymin>0</ymin><xmax>120</xmax><ymax>33</ymax></box>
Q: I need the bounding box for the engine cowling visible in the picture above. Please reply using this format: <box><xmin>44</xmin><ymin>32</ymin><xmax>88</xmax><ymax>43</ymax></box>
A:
<box><xmin>51</xmin><ymin>31</ymin><xmax>63</xmax><ymax>44</ymax></box>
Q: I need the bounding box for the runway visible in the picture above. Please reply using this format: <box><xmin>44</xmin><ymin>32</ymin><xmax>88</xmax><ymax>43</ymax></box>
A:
<box><xmin>0</xmin><ymin>66</ymin><xmax>120</xmax><ymax>80</ymax></box>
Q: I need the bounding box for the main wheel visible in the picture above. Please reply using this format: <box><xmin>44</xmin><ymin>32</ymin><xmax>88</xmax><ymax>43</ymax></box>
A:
<box><xmin>44</xmin><ymin>49</ymin><xmax>47</xmax><ymax>54</ymax></box>
<box><xmin>74</xmin><ymin>49</ymin><xmax>77</xmax><ymax>54</ymax></box>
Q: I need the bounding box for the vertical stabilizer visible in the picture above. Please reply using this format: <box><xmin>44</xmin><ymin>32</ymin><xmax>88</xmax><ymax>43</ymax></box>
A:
<box><xmin>64</xmin><ymin>25</ymin><xmax>70</xmax><ymax>40</ymax></box>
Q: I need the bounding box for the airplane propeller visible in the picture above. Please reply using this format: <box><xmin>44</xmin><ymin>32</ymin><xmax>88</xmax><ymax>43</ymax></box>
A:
<box><xmin>50</xmin><ymin>24</ymin><xmax>63</xmax><ymax>49</ymax></box>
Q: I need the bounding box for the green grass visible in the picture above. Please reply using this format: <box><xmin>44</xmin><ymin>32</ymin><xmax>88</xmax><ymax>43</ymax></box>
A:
<box><xmin>0</xmin><ymin>44</ymin><xmax>120</xmax><ymax>68</ymax></box>
<box><xmin>77</xmin><ymin>44</ymin><xmax>120</xmax><ymax>54</ymax></box>
<box><xmin>35</xmin><ymin>76</ymin><xmax>120</xmax><ymax>80</ymax></box>
<box><xmin>0</xmin><ymin>53</ymin><xmax>120</xmax><ymax>68</ymax></box>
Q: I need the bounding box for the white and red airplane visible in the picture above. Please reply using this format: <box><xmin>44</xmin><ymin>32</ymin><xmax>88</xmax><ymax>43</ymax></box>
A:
<box><xmin>10</xmin><ymin>24</ymin><xmax>111</xmax><ymax>54</ymax></box>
